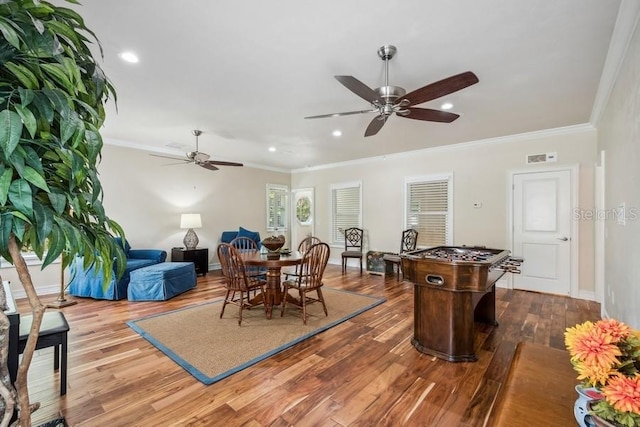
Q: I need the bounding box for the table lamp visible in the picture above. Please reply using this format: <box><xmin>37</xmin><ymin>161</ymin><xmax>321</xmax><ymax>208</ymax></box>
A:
<box><xmin>180</xmin><ymin>213</ymin><xmax>202</xmax><ymax>250</ymax></box>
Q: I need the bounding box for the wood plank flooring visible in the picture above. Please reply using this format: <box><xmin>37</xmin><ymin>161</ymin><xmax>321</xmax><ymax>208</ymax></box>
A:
<box><xmin>16</xmin><ymin>265</ymin><xmax>600</xmax><ymax>426</ymax></box>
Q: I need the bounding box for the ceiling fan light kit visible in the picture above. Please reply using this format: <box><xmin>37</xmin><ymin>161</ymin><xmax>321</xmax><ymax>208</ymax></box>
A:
<box><xmin>305</xmin><ymin>45</ymin><xmax>479</xmax><ymax>137</ymax></box>
<box><xmin>150</xmin><ymin>130</ymin><xmax>244</xmax><ymax>171</ymax></box>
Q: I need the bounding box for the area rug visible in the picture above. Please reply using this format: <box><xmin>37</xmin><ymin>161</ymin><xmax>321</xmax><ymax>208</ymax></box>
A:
<box><xmin>127</xmin><ymin>288</ymin><xmax>385</xmax><ymax>385</ymax></box>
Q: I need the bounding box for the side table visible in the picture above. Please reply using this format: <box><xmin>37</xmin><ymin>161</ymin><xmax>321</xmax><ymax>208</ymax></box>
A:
<box><xmin>171</xmin><ymin>247</ymin><xmax>209</xmax><ymax>276</ymax></box>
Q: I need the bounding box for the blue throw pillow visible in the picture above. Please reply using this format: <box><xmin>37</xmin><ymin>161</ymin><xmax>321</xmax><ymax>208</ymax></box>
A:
<box><xmin>220</xmin><ymin>231</ymin><xmax>238</xmax><ymax>244</ymax></box>
<box><xmin>238</xmin><ymin>227</ymin><xmax>261</xmax><ymax>247</ymax></box>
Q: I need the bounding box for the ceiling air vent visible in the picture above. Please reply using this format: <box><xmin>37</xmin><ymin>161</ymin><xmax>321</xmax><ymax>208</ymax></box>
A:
<box><xmin>526</xmin><ymin>152</ymin><xmax>557</xmax><ymax>164</ymax></box>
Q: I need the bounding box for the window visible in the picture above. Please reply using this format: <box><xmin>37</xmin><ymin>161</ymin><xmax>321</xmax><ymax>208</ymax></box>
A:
<box><xmin>330</xmin><ymin>181</ymin><xmax>362</xmax><ymax>244</ymax></box>
<box><xmin>405</xmin><ymin>174</ymin><xmax>453</xmax><ymax>247</ymax></box>
<box><xmin>266</xmin><ymin>184</ymin><xmax>288</xmax><ymax>231</ymax></box>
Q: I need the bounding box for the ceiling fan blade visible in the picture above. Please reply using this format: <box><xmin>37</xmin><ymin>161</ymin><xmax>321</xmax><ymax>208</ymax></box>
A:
<box><xmin>150</xmin><ymin>153</ymin><xmax>189</xmax><ymax>162</ymax></box>
<box><xmin>198</xmin><ymin>162</ymin><xmax>219</xmax><ymax>171</ymax></box>
<box><xmin>305</xmin><ymin>109</ymin><xmax>378</xmax><ymax>119</ymax></box>
<box><xmin>397</xmin><ymin>107</ymin><xmax>460</xmax><ymax>123</ymax></box>
<box><xmin>206</xmin><ymin>160</ymin><xmax>244</xmax><ymax>167</ymax></box>
<box><xmin>364</xmin><ymin>115</ymin><xmax>388</xmax><ymax>137</ymax></box>
<box><xmin>335</xmin><ymin>76</ymin><xmax>383</xmax><ymax>104</ymax></box>
<box><xmin>400</xmin><ymin>71</ymin><xmax>479</xmax><ymax>107</ymax></box>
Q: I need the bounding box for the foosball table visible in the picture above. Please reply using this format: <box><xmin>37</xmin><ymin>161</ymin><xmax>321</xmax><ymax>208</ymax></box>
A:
<box><xmin>401</xmin><ymin>246</ymin><xmax>523</xmax><ymax>362</ymax></box>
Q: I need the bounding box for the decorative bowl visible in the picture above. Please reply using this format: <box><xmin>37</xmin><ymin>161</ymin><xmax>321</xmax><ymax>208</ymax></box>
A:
<box><xmin>261</xmin><ymin>235</ymin><xmax>285</xmax><ymax>256</ymax></box>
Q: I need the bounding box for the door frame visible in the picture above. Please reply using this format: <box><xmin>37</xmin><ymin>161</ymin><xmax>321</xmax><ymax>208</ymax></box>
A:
<box><xmin>506</xmin><ymin>164</ymin><xmax>579</xmax><ymax>297</ymax></box>
<box><xmin>290</xmin><ymin>187</ymin><xmax>315</xmax><ymax>248</ymax></box>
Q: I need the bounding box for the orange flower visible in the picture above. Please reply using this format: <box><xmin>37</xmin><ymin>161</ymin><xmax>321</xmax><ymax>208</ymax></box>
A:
<box><xmin>567</xmin><ymin>326</ymin><xmax>621</xmax><ymax>369</ymax></box>
<box><xmin>573</xmin><ymin>360</ymin><xmax>614</xmax><ymax>387</ymax></box>
<box><xmin>596</xmin><ymin>319</ymin><xmax>631</xmax><ymax>344</ymax></box>
<box><xmin>601</xmin><ymin>375</ymin><xmax>640</xmax><ymax>414</ymax></box>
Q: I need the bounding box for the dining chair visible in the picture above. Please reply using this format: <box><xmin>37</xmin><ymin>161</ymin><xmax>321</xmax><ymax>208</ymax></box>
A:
<box><xmin>341</xmin><ymin>227</ymin><xmax>364</xmax><ymax>274</ymax></box>
<box><xmin>283</xmin><ymin>236</ymin><xmax>321</xmax><ymax>280</ymax></box>
<box><xmin>383</xmin><ymin>229</ymin><xmax>419</xmax><ymax>280</ymax></box>
<box><xmin>217</xmin><ymin>243</ymin><xmax>267</xmax><ymax>325</ymax></box>
<box><xmin>230</xmin><ymin>236</ymin><xmax>266</xmax><ymax>282</ymax></box>
<box><xmin>281</xmin><ymin>242</ymin><xmax>330</xmax><ymax>324</ymax></box>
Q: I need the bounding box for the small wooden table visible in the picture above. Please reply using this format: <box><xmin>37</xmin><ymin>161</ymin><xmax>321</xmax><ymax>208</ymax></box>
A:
<box><xmin>241</xmin><ymin>251</ymin><xmax>303</xmax><ymax>319</ymax></box>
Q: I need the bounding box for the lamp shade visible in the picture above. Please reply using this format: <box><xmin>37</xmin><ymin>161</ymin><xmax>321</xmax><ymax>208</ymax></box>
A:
<box><xmin>180</xmin><ymin>213</ymin><xmax>202</xmax><ymax>229</ymax></box>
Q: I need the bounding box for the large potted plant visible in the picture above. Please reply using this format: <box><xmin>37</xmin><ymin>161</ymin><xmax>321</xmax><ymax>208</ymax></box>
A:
<box><xmin>0</xmin><ymin>0</ymin><xmax>125</xmax><ymax>425</ymax></box>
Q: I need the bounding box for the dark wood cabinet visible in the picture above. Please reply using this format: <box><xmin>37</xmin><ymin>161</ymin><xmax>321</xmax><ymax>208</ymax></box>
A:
<box><xmin>171</xmin><ymin>247</ymin><xmax>208</xmax><ymax>276</ymax></box>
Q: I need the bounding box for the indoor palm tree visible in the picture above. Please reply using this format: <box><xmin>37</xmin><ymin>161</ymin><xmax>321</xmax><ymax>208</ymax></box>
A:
<box><xmin>0</xmin><ymin>1</ymin><xmax>124</xmax><ymax>425</ymax></box>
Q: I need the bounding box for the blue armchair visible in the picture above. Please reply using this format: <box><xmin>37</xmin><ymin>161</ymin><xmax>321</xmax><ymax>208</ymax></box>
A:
<box><xmin>67</xmin><ymin>238</ymin><xmax>167</xmax><ymax>300</ymax></box>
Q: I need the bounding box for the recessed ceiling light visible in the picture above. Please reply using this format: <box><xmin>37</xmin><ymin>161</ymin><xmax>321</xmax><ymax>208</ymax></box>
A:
<box><xmin>332</xmin><ymin>130</ymin><xmax>342</xmax><ymax>137</ymax></box>
<box><xmin>268</xmin><ymin>147</ymin><xmax>276</xmax><ymax>152</ymax></box>
<box><xmin>441</xmin><ymin>102</ymin><xmax>453</xmax><ymax>110</ymax></box>
<box><xmin>118</xmin><ymin>51</ymin><xmax>139</xmax><ymax>63</ymax></box>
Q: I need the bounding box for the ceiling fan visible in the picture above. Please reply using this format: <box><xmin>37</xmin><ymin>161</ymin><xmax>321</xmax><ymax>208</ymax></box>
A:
<box><xmin>150</xmin><ymin>130</ymin><xmax>243</xmax><ymax>171</ymax></box>
<box><xmin>305</xmin><ymin>45</ymin><xmax>479</xmax><ymax>137</ymax></box>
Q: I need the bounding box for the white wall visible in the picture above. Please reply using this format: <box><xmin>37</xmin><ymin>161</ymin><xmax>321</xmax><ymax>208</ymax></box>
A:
<box><xmin>596</xmin><ymin>16</ymin><xmax>640</xmax><ymax>327</ymax></box>
<box><xmin>292</xmin><ymin>126</ymin><xmax>598</xmax><ymax>295</ymax></box>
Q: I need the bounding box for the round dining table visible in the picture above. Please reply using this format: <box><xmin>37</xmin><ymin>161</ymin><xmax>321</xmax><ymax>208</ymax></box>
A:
<box><xmin>240</xmin><ymin>251</ymin><xmax>303</xmax><ymax>319</ymax></box>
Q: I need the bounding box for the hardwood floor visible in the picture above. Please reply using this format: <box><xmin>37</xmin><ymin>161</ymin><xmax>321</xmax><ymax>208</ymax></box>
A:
<box><xmin>17</xmin><ymin>265</ymin><xmax>600</xmax><ymax>426</ymax></box>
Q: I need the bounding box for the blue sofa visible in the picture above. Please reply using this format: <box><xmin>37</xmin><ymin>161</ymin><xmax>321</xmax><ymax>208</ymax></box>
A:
<box><xmin>68</xmin><ymin>238</ymin><xmax>167</xmax><ymax>300</ymax></box>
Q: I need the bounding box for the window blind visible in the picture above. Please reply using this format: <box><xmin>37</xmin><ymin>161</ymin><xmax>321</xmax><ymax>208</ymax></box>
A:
<box><xmin>406</xmin><ymin>178</ymin><xmax>451</xmax><ymax>246</ymax></box>
<box><xmin>331</xmin><ymin>185</ymin><xmax>361</xmax><ymax>244</ymax></box>
<box><xmin>267</xmin><ymin>185</ymin><xmax>288</xmax><ymax>231</ymax></box>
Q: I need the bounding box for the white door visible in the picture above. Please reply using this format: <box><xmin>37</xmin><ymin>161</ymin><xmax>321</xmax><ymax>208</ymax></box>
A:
<box><xmin>290</xmin><ymin>188</ymin><xmax>315</xmax><ymax>250</ymax></box>
<box><xmin>512</xmin><ymin>170</ymin><xmax>572</xmax><ymax>295</ymax></box>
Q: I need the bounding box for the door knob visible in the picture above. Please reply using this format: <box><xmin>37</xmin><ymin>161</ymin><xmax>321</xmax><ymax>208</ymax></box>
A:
<box><xmin>557</xmin><ymin>237</ymin><xmax>569</xmax><ymax>241</ymax></box>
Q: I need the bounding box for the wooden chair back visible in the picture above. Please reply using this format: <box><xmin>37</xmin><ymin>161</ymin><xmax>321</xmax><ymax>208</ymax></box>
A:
<box><xmin>400</xmin><ymin>229</ymin><xmax>418</xmax><ymax>253</ymax></box>
<box><xmin>230</xmin><ymin>236</ymin><xmax>259</xmax><ymax>252</ymax></box>
<box><xmin>297</xmin><ymin>236</ymin><xmax>321</xmax><ymax>254</ymax></box>
<box><xmin>217</xmin><ymin>243</ymin><xmax>250</xmax><ymax>292</ymax></box>
<box><xmin>343</xmin><ymin>227</ymin><xmax>364</xmax><ymax>252</ymax></box>
<box><xmin>297</xmin><ymin>242</ymin><xmax>330</xmax><ymax>289</ymax></box>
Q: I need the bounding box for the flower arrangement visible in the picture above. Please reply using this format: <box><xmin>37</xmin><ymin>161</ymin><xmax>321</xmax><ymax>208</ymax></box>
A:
<box><xmin>565</xmin><ymin>319</ymin><xmax>640</xmax><ymax>427</ymax></box>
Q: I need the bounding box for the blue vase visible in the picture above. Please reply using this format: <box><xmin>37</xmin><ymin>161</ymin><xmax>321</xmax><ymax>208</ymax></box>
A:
<box><xmin>574</xmin><ymin>385</ymin><xmax>600</xmax><ymax>427</ymax></box>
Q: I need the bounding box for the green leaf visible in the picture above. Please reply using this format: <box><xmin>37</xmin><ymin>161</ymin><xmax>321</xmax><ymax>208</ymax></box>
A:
<box><xmin>0</xmin><ymin>166</ymin><xmax>12</xmax><ymax>205</ymax></box>
<box><xmin>33</xmin><ymin>200</ymin><xmax>53</xmax><ymax>242</ymax></box>
<box><xmin>47</xmin><ymin>191</ymin><xmax>66</xmax><ymax>215</ymax></box>
<box><xmin>41</xmin><ymin>63</ymin><xmax>74</xmax><ymax>94</ymax></box>
<box><xmin>42</xmin><ymin>224</ymin><xmax>65</xmax><ymax>268</ymax></box>
<box><xmin>60</xmin><ymin>111</ymin><xmax>78</xmax><ymax>143</ymax></box>
<box><xmin>18</xmin><ymin>87</ymin><xmax>35</xmax><ymax>107</ymax></box>
<box><xmin>14</xmin><ymin>104</ymin><xmax>38</xmax><ymax>137</ymax></box>
<box><xmin>21</xmin><ymin>165</ymin><xmax>50</xmax><ymax>192</ymax></box>
<box><xmin>4</xmin><ymin>61</ymin><xmax>39</xmax><ymax>89</ymax></box>
<box><xmin>0</xmin><ymin>213</ymin><xmax>13</xmax><ymax>261</ymax></box>
<box><xmin>42</xmin><ymin>88</ymin><xmax>71</xmax><ymax>115</ymax></box>
<box><xmin>32</xmin><ymin>92</ymin><xmax>54</xmax><ymax>123</ymax></box>
<box><xmin>10</xmin><ymin>212</ymin><xmax>27</xmax><ymax>241</ymax></box>
<box><xmin>0</xmin><ymin>18</ymin><xmax>20</xmax><ymax>49</ymax></box>
<box><xmin>0</xmin><ymin>110</ymin><xmax>23</xmax><ymax>156</ymax></box>
<box><xmin>8</xmin><ymin>179</ymin><xmax>33</xmax><ymax>216</ymax></box>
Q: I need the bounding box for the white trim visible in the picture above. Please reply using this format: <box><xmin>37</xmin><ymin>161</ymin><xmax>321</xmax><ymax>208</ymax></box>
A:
<box><xmin>506</xmin><ymin>164</ymin><xmax>580</xmax><ymax>297</ymax></box>
<box><xmin>590</xmin><ymin>0</ymin><xmax>640</xmax><ymax>125</ymax></box>
<box><xmin>594</xmin><ymin>151</ymin><xmax>606</xmax><ymax>304</ymax></box>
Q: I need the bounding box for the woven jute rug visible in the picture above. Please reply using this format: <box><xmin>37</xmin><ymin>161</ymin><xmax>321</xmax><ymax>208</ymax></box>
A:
<box><xmin>127</xmin><ymin>288</ymin><xmax>385</xmax><ymax>384</ymax></box>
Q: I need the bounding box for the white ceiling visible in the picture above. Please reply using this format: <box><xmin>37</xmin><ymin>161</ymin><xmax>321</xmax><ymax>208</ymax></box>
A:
<box><xmin>62</xmin><ymin>0</ymin><xmax>624</xmax><ymax>171</ymax></box>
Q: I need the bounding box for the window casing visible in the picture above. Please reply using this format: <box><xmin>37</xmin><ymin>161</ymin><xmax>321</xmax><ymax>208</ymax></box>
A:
<box><xmin>330</xmin><ymin>181</ymin><xmax>362</xmax><ymax>245</ymax></box>
<box><xmin>266</xmin><ymin>184</ymin><xmax>288</xmax><ymax>232</ymax></box>
<box><xmin>405</xmin><ymin>174</ymin><xmax>453</xmax><ymax>247</ymax></box>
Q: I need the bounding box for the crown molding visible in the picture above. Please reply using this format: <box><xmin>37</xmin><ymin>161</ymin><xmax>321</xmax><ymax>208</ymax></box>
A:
<box><xmin>590</xmin><ymin>0</ymin><xmax>640</xmax><ymax>125</ymax></box>
<box><xmin>103</xmin><ymin>138</ymin><xmax>290</xmax><ymax>174</ymax></box>
<box><xmin>291</xmin><ymin>123</ymin><xmax>595</xmax><ymax>173</ymax></box>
